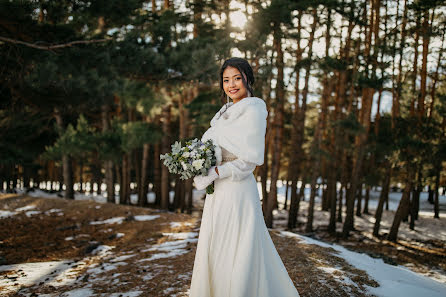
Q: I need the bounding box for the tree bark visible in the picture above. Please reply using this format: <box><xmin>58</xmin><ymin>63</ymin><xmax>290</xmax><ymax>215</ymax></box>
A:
<box><xmin>287</xmin><ymin>10</ymin><xmax>303</xmax><ymax>230</ymax></box>
<box><xmin>418</xmin><ymin>9</ymin><xmax>432</xmax><ymax>119</ymax></box>
<box><xmin>101</xmin><ymin>104</ymin><xmax>115</xmax><ymax>203</ymax></box>
<box><xmin>356</xmin><ymin>183</ymin><xmax>363</xmax><ymax>217</ymax></box>
<box><xmin>121</xmin><ymin>153</ymin><xmax>131</xmax><ymax>205</ymax></box>
<box><xmin>265</xmin><ymin>18</ymin><xmax>285</xmax><ymax>228</ymax></box>
<box><xmin>54</xmin><ymin>107</ymin><xmax>74</xmax><ymax>199</ymax></box>
<box><xmin>373</xmin><ymin>164</ymin><xmax>391</xmax><ymax>237</ymax></box>
<box><xmin>342</xmin><ymin>0</ymin><xmax>378</xmax><ymax>238</ymax></box>
<box><xmin>160</xmin><ymin>104</ymin><xmax>171</xmax><ymax>210</ymax></box>
<box><xmin>388</xmin><ymin>168</ymin><xmax>414</xmax><ymax>242</ymax></box>
<box><xmin>153</xmin><ymin>142</ymin><xmax>162</xmax><ymax>205</ymax></box>
<box><xmin>363</xmin><ymin>185</ymin><xmax>370</xmax><ymax>214</ymax></box>
<box><xmin>434</xmin><ymin>167</ymin><xmax>441</xmax><ymax>219</ymax></box>
<box><xmin>139</xmin><ymin>143</ymin><xmax>150</xmax><ymax>206</ymax></box>
<box><xmin>393</xmin><ymin>0</ymin><xmax>407</xmax><ymax>125</ymax></box>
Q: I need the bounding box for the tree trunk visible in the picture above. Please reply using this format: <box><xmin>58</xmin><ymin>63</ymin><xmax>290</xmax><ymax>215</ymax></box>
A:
<box><xmin>306</xmin><ymin>161</ymin><xmax>319</xmax><ymax>233</ymax></box>
<box><xmin>342</xmin><ymin>89</ymin><xmax>373</xmax><ymax>237</ymax></box>
<box><xmin>173</xmin><ymin>177</ymin><xmax>182</xmax><ymax>211</ymax></box>
<box><xmin>139</xmin><ymin>143</ymin><xmax>150</xmax><ymax>206</ymax></box>
<box><xmin>327</xmin><ymin>170</ymin><xmax>337</xmax><ymax>233</ymax></box>
<box><xmin>388</xmin><ymin>169</ymin><xmax>415</xmax><ymax>242</ymax></box>
<box><xmin>342</xmin><ymin>0</ymin><xmax>378</xmax><ymax>237</ymax></box>
<box><xmin>121</xmin><ymin>153</ymin><xmax>131</xmax><ymax>205</ymax></box>
<box><xmin>101</xmin><ymin>104</ymin><xmax>115</xmax><ymax>203</ymax></box>
<box><xmin>265</xmin><ymin>18</ymin><xmax>285</xmax><ymax>228</ymax></box>
<box><xmin>428</xmin><ymin>22</ymin><xmax>445</xmax><ymax>118</ymax></box>
<box><xmin>434</xmin><ymin>167</ymin><xmax>441</xmax><ymax>219</ymax></box>
<box><xmin>418</xmin><ymin>9</ymin><xmax>431</xmax><ymax>119</ymax></box>
<box><xmin>115</xmin><ymin>163</ymin><xmax>122</xmax><ymax>203</ymax></box>
<box><xmin>134</xmin><ymin>148</ymin><xmax>141</xmax><ymax>203</ymax></box>
<box><xmin>427</xmin><ymin>186</ymin><xmax>434</xmax><ymax>204</ymax></box>
<box><xmin>289</xmin><ymin>9</ymin><xmax>318</xmax><ymax>229</ymax></box>
<box><xmin>287</xmin><ymin>10</ymin><xmax>303</xmax><ymax>230</ymax></box>
<box><xmin>337</xmin><ymin>185</ymin><xmax>344</xmax><ymax>223</ymax></box>
<box><xmin>79</xmin><ymin>160</ymin><xmax>84</xmax><ymax>193</ymax></box>
<box><xmin>373</xmin><ymin>164</ymin><xmax>391</xmax><ymax>236</ymax></box>
<box><xmin>393</xmin><ymin>0</ymin><xmax>407</xmax><ymax>124</ymax></box>
<box><xmin>411</xmin><ymin>16</ymin><xmax>420</xmax><ymax>117</ymax></box>
<box><xmin>363</xmin><ymin>185</ymin><xmax>370</xmax><ymax>214</ymax></box>
<box><xmin>356</xmin><ymin>183</ymin><xmax>363</xmax><ymax>217</ymax></box>
<box><xmin>154</xmin><ymin>142</ymin><xmax>162</xmax><ymax>206</ymax></box>
<box><xmin>410</xmin><ymin>185</ymin><xmax>420</xmax><ymax>230</ymax></box>
<box><xmin>306</xmin><ymin>112</ymin><xmax>322</xmax><ymax>232</ymax></box>
<box><xmin>184</xmin><ymin>179</ymin><xmax>193</xmax><ymax>214</ymax></box>
<box><xmin>160</xmin><ymin>104</ymin><xmax>171</xmax><ymax>210</ymax></box>
<box><xmin>54</xmin><ymin>107</ymin><xmax>74</xmax><ymax>199</ymax></box>
<box><xmin>284</xmin><ymin>180</ymin><xmax>290</xmax><ymax>210</ymax></box>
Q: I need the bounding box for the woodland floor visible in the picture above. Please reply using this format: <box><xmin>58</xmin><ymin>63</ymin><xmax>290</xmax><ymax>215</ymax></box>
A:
<box><xmin>0</xmin><ymin>192</ymin><xmax>445</xmax><ymax>297</ymax></box>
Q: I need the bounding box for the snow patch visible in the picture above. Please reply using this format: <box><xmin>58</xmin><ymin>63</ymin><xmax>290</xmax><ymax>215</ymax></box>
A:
<box><xmin>15</xmin><ymin>205</ymin><xmax>36</xmax><ymax>212</ymax></box>
<box><xmin>170</xmin><ymin>221</ymin><xmax>194</xmax><ymax>228</ymax></box>
<box><xmin>280</xmin><ymin>231</ymin><xmax>446</xmax><ymax>297</ymax></box>
<box><xmin>60</xmin><ymin>288</ymin><xmax>94</xmax><ymax>297</ymax></box>
<box><xmin>139</xmin><ymin>232</ymin><xmax>198</xmax><ymax>262</ymax></box>
<box><xmin>0</xmin><ymin>210</ymin><xmax>16</xmax><ymax>218</ymax></box>
<box><xmin>133</xmin><ymin>214</ymin><xmax>160</xmax><ymax>221</ymax></box>
<box><xmin>90</xmin><ymin>217</ymin><xmax>125</xmax><ymax>225</ymax></box>
<box><xmin>25</xmin><ymin>210</ymin><xmax>41</xmax><ymax>217</ymax></box>
<box><xmin>108</xmin><ymin>291</ymin><xmax>143</xmax><ymax>297</ymax></box>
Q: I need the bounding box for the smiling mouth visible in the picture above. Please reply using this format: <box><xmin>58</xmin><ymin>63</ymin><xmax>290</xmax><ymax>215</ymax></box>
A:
<box><xmin>229</xmin><ymin>89</ymin><xmax>239</xmax><ymax>94</ymax></box>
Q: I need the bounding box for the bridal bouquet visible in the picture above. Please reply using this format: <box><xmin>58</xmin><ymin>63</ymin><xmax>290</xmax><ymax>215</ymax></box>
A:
<box><xmin>160</xmin><ymin>138</ymin><xmax>217</xmax><ymax>194</ymax></box>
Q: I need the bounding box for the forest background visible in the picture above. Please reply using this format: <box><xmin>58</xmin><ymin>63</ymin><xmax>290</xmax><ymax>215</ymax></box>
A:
<box><xmin>1</xmin><ymin>0</ymin><xmax>446</xmax><ymax>244</ymax></box>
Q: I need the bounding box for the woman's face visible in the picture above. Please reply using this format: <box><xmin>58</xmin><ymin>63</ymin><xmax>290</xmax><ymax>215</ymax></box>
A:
<box><xmin>222</xmin><ymin>66</ymin><xmax>249</xmax><ymax>103</ymax></box>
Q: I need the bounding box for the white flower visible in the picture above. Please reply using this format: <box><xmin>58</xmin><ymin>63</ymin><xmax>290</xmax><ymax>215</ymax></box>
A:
<box><xmin>192</xmin><ymin>159</ymin><xmax>205</xmax><ymax>170</ymax></box>
<box><xmin>182</xmin><ymin>151</ymin><xmax>190</xmax><ymax>158</ymax></box>
<box><xmin>181</xmin><ymin>161</ymin><xmax>188</xmax><ymax>170</ymax></box>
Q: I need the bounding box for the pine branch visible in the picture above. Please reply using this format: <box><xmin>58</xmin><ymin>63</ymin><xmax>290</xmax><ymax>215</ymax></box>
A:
<box><xmin>0</xmin><ymin>36</ymin><xmax>112</xmax><ymax>50</ymax></box>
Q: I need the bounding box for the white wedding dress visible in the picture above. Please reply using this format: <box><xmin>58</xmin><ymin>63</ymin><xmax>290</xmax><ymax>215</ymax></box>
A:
<box><xmin>189</xmin><ymin>97</ymin><xmax>300</xmax><ymax>297</ymax></box>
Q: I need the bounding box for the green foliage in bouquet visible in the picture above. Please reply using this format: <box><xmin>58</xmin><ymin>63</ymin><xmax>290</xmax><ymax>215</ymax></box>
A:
<box><xmin>160</xmin><ymin>138</ymin><xmax>217</xmax><ymax>194</ymax></box>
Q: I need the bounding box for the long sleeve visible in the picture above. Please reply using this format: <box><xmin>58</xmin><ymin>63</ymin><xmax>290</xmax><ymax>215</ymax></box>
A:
<box><xmin>216</xmin><ymin>159</ymin><xmax>257</xmax><ymax>181</ymax></box>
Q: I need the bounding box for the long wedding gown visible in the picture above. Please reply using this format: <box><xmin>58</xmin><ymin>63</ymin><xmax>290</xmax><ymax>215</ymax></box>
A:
<box><xmin>189</xmin><ymin>99</ymin><xmax>300</xmax><ymax>297</ymax></box>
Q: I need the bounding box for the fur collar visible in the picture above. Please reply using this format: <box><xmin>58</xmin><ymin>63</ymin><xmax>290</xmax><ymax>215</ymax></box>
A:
<box><xmin>210</xmin><ymin>96</ymin><xmax>266</xmax><ymax>127</ymax></box>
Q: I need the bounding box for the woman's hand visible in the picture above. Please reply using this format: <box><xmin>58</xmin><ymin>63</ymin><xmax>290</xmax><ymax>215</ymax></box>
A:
<box><xmin>193</xmin><ymin>166</ymin><xmax>219</xmax><ymax>190</ymax></box>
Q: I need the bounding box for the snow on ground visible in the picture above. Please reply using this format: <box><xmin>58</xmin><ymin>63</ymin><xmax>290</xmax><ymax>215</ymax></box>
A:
<box><xmin>279</xmin><ymin>231</ymin><xmax>446</xmax><ymax>297</ymax></box>
<box><xmin>0</xmin><ymin>210</ymin><xmax>15</xmax><ymax>218</ymax></box>
<box><xmin>21</xmin><ymin>188</ymin><xmax>175</xmax><ymax>206</ymax></box>
<box><xmin>0</xmin><ymin>225</ymin><xmax>194</xmax><ymax>296</ymax></box>
<box><xmin>269</xmin><ymin>183</ymin><xmax>446</xmax><ymax>283</ymax></box>
<box><xmin>139</xmin><ymin>231</ymin><xmax>198</xmax><ymax>261</ymax></box>
<box><xmin>193</xmin><ymin>182</ymin><xmax>446</xmax><ymax>245</ymax></box>
<box><xmin>2</xmin><ymin>213</ymin><xmax>445</xmax><ymax>297</ymax></box>
<box><xmin>2</xmin><ymin>182</ymin><xmax>445</xmax><ymax>296</ymax></box>
<box><xmin>0</xmin><ymin>245</ymin><xmax>114</xmax><ymax>295</ymax></box>
<box><xmin>170</xmin><ymin>221</ymin><xmax>194</xmax><ymax>228</ymax></box>
<box><xmin>0</xmin><ymin>204</ymin><xmax>45</xmax><ymax>218</ymax></box>
<box><xmin>90</xmin><ymin>217</ymin><xmax>125</xmax><ymax>225</ymax></box>
<box><xmin>133</xmin><ymin>214</ymin><xmax>160</xmax><ymax>221</ymax></box>
<box><xmin>192</xmin><ymin>181</ymin><xmax>446</xmax><ymax>283</ymax></box>
<box><xmin>269</xmin><ymin>184</ymin><xmax>446</xmax><ymax>246</ymax></box>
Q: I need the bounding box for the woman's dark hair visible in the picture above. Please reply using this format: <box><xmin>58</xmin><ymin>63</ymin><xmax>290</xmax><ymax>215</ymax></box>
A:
<box><xmin>219</xmin><ymin>57</ymin><xmax>255</xmax><ymax>106</ymax></box>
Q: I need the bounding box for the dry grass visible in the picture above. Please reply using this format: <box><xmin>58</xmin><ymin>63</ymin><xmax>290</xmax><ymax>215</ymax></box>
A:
<box><xmin>0</xmin><ymin>193</ymin><xmax>422</xmax><ymax>296</ymax></box>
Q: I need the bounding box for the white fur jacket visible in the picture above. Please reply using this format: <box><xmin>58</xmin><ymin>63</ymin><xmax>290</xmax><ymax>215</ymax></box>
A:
<box><xmin>201</xmin><ymin>97</ymin><xmax>268</xmax><ymax>181</ymax></box>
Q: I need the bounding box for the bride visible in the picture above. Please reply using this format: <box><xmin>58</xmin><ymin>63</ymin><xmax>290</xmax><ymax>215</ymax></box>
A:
<box><xmin>189</xmin><ymin>57</ymin><xmax>300</xmax><ymax>297</ymax></box>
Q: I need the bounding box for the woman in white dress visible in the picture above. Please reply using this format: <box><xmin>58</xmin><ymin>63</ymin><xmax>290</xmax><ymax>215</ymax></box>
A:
<box><xmin>189</xmin><ymin>57</ymin><xmax>300</xmax><ymax>297</ymax></box>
